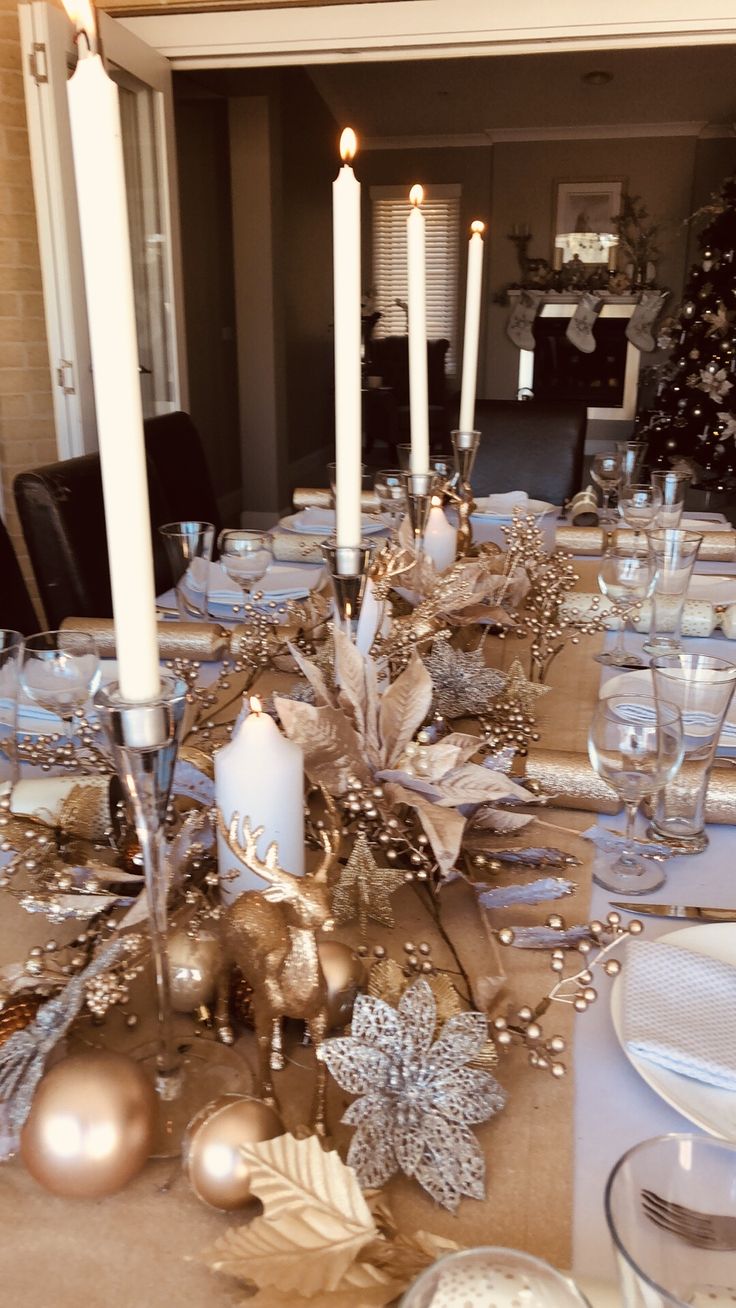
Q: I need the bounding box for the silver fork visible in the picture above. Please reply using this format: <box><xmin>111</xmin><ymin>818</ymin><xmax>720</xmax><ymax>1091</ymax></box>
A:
<box><xmin>642</xmin><ymin>1188</ymin><xmax>736</xmax><ymax>1251</ymax></box>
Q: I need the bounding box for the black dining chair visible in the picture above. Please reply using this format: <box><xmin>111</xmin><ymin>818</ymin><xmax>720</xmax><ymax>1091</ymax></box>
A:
<box><xmin>460</xmin><ymin>399</ymin><xmax>587</xmax><ymax>506</ymax></box>
<box><xmin>13</xmin><ymin>411</ymin><xmax>220</xmax><ymax>628</ymax></box>
<box><xmin>0</xmin><ymin>515</ymin><xmax>38</xmax><ymax>635</ymax></box>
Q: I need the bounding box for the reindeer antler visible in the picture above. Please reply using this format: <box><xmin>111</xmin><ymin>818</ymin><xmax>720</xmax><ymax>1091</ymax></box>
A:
<box><xmin>218</xmin><ymin>811</ymin><xmax>285</xmax><ymax>885</ymax></box>
<box><xmin>311</xmin><ymin>789</ymin><xmax>342</xmax><ymax>884</ymax></box>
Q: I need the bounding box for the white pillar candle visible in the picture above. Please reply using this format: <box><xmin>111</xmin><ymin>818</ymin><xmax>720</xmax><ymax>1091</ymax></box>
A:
<box><xmin>62</xmin><ymin>2</ymin><xmax>159</xmax><ymax>703</ymax></box>
<box><xmin>423</xmin><ymin>500</ymin><xmax>457</xmax><ymax>573</ymax></box>
<box><xmin>215</xmin><ymin>696</ymin><xmax>305</xmax><ymax>903</ymax></box>
<box><xmin>458</xmin><ymin>221</ymin><xmax>485</xmax><ymax>433</ymax></box>
<box><xmin>407</xmin><ymin>185</ymin><xmax>430</xmax><ymax>474</ymax></box>
<box><xmin>332</xmin><ymin>128</ymin><xmax>362</xmax><ymax>557</ymax></box>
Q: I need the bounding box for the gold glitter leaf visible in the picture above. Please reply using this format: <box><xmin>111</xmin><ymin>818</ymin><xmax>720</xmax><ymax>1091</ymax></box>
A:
<box><xmin>378</xmin><ymin>651</ymin><xmax>433</xmax><ymax>767</ymax></box>
<box><xmin>332</xmin><ymin>834</ymin><xmax>406</xmax><ymax>935</ymax></box>
<box><xmin>274</xmin><ymin>697</ymin><xmax>369</xmax><ymax>794</ymax></box>
<box><xmin>334</xmin><ymin>630</ymin><xmax>369</xmax><ymax>737</ymax></box>
<box><xmin>204</xmin><ymin>1133</ymin><xmax>376</xmax><ymax>1297</ymax></box>
<box><xmin>505</xmin><ymin>659</ymin><xmax>551</xmax><ymax>715</ymax></box>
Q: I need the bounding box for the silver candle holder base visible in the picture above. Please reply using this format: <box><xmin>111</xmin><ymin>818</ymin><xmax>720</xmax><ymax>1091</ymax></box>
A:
<box><xmin>401</xmin><ymin>471</ymin><xmax>441</xmax><ymax>558</ymax></box>
<box><xmin>95</xmin><ymin>674</ymin><xmax>248</xmax><ymax>1154</ymax></box>
<box><xmin>321</xmin><ymin>540</ymin><xmax>374</xmax><ymax>641</ymax></box>
<box><xmin>451</xmin><ymin>429</ymin><xmax>480</xmax><ymax>556</ymax></box>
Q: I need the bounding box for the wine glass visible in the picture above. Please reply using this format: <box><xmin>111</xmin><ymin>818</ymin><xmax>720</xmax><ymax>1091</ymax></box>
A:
<box><xmin>21</xmin><ymin>629</ymin><xmax>101</xmax><ymax>746</ymax></box>
<box><xmin>373</xmin><ymin>468</ymin><xmax>407</xmax><ymax>536</ymax></box>
<box><xmin>217</xmin><ymin>530</ymin><xmax>272</xmax><ymax>618</ymax></box>
<box><xmin>595</xmin><ymin>543</ymin><xmax>656</xmax><ymax>669</ymax></box>
<box><xmin>591</xmin><ymin>451</ymin><xmax>623</xmax><ymax>524</ymax></box>
<box><xmin>326</xmin><ymin>462</ymin><xmax>372</xmax><ymax>501</ymax></box>
<box><xmin>588</xmin><ymin>695</ymin><xmax>683</xmax><ymax>893</ymax></box>
<box><xmin>617</xmin><ymin>483</ymin><xmax>663</xmax><ymax>534</ymax></box>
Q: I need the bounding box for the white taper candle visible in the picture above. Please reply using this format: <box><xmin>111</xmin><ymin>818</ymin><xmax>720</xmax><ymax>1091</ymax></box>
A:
<box><xmin>332</xmin><ymin>128</ymin><xmax>362</xmax><ymax>556</ymax></box>
<box><xmin>63</xmin><ymin>3</ymin><xmax>160</xmax><ymax>702</ymax></box>
<box><xmin>407</xmin><ymin>185</ymin><xmax>430</xmax><ymax>474</ymax></box>
<box><xmin>458</xmin><ymin>221</ymin><xmax>485</xmax><ymax>433</ymax></box>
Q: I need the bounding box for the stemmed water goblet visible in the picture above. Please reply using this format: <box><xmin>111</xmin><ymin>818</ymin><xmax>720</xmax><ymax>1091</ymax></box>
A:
<box><xmin>373</xmin><ymin>469</ymin><xmax>407</xmax><ymax>537</ymax></box>
<box><xmin>588</xmin><ymin>695</ymin><xmax>683</xmax><ymax>893</ymax></box>
<box><xmin>595</xmin><ymin>543</ymin><xmax>656</xmax><ymax>669</ymax></box>
<box><xmin>617</xmin><ymin>483</ymin><xmax>663</xmax><ymax>534</ymax></box>
<box><xmin>21</xmin><ymin>629</ymin><xmax>101</xmax><ymax>749</ymax></box>
<box><xmin>591</xmin><ymin>451</ymin><xmax>623</xmax><ymax>524</ymax></box>
<box><xmin>217</xmin><ymin>529</ymin><xmax>273</xmax><ymax>619</ymax></box>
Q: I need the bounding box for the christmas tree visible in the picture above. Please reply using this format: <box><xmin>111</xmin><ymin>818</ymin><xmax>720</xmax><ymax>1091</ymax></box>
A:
<box><xmin>637</xmin><ymin>172</ymin><xmax>736</xmax><ymax>488</ymax></box>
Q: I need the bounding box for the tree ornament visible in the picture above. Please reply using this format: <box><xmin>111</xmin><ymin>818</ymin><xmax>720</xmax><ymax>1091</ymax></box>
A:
<box><xmin>183</xmin><ymin>1093</ymin><xmax>284</xmax><ymax>1210</ymax></box>
<box><xmin>168</xmin><ymin>922</ymin><xmax>222</xmax><ymax>1012</ymax></box>
<box><xmin>423</xmin><ymin>636</ymin><xmax>506</xmax><ymax>718</ymax></box>
<box><xmin>20</xmin><ymin>1049</ymin><xmax>156</xmax><ymax>1198</ymax></box>
<box><xmin>332</xmin><ymin>833</ymin><xmax>406</xmax><ymax>936</ymax></box>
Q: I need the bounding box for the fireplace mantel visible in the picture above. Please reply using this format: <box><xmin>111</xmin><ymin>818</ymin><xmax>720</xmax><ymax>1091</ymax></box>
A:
<box><xmin>508</xmin><ymin>292</ymin><xmax>642</xmax><ymax>422</ymax></box>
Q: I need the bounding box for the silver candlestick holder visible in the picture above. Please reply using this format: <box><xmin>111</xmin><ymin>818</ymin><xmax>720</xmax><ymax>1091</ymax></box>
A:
<box><xmin>95</xmin><ymin>674</ymin><xmax>247</xmax><ymax>1155</ymax></box>
<box><xmin>451</xmin><ymin>429</ymin><xmax>480</xmax><ymax>556</ymax></box>
<box><xmin>401</xmin><ymin>470</ymin><xmax>440</xmax><ymax>558</ymax></box>
<box><xmin>321</xmin><ymin>540</ymin><xmax>374</xmax><ymax>641</ymax></box>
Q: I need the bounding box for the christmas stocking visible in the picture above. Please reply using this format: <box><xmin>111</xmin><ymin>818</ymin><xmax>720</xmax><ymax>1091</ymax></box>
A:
<box><xmin>506</xmin><ymin>290</ymin><xmax>544</xmax><ymax>350</ymax></box>
<box><xmin>626</xmin><ymin>289</ymin><xmax>670</xmax><ymax>352</ymax></box>
<box><xmin>566</xmin><ymin>293</ymin><xmax>602</xmax><ymax>354</ymax></box>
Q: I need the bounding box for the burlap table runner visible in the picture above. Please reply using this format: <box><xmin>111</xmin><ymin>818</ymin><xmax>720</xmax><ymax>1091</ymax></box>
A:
<box><xmin>0</xmin><ymin>567</ymin><xmax>605</xmax><ymax>1305</ymax></box>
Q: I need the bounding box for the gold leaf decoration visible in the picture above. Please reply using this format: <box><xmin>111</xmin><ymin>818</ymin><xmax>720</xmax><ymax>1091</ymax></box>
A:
<box><xmin>286</xmin><ymin>641</ymin><xmax>335</xmax><ymax>708</ymax></box>
<box><xmin>205</xmin><ymin>1134</ymin><xmax>376</xmax><ymax>1297</ymax></box>
<box><xmin>333</xmin><ymin>630</ymin><xmax>369</xmax><ymax>737</ymax></box>
<box><xmin>378</xmin><ymin>651</ymin><xmax>433</xmax><ymax>767</ymax></box>
<box><xmin>274</xmin><ymin>697</ymin><xmax>369</xmax><ymax>794</ymax></box>
<box><xmin>332</xmin><ymin>833</ymin><xmax>406</xmax><ymax>935</ymax></box>
<box><xmin>432</xmin><ymin>763</ymin><xmax>531</xmax><ymax>809</ymax></box>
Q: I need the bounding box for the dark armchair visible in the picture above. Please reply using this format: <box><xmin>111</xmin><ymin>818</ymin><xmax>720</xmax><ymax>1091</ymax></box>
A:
<box><xmin>14</xmin><ymin>411</ymin><xmax>220</xmax><ymax>628</ymax></box>
<box><xmin>0</xmin><ymin>516</ymin><xmax>38</xmax><ymax>635</ymax></box>
<box><xmin>368</xmin><ymin>336</ymin><xmax>451</xmax><ymax>451</ymax></box>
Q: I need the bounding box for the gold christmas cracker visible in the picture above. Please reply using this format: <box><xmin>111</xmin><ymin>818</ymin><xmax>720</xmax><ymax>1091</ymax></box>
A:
<box><xmin>61</xmin><ymin>617</ymin><xmax>229</xmax><ymax>662</ymax></box>
<box><xmin>292</xmin><ymin>487</ymin><xmax>381</xmax><ymax>513</ymax></box>
<box><xmin>525</xmin><ymin>749</ymin><xmax>736</xmax><ymax>824</ymax></box>
<box><xmin>10</xmin><ymin>776</ymin><xmax>111</xmax><ymax>841</ymax></box>
<box><xmin>616</xmin><ymin>528</ymin><xmax>736</xmax><ymax>562</ymax></box>
<box><xmin>271</xmin><ymin>534</ymin><xmax>325</xmax><ymax>564</ymax></box>
<box><xmin>555</xmin><ymin>526</ymin><xmax>606</xmax><ymax>555</ymax></box>
<box><xmin>560</xmin><ymin>593</ymin><xmax>719</xmax><ymax>638</ymax></box>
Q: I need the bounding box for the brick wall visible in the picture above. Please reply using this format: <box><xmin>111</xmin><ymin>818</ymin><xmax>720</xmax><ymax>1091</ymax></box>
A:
<box><xmin>0</xmin><ymin>4</ymin><xmax>54</xmax><ymax>620</ymax></box>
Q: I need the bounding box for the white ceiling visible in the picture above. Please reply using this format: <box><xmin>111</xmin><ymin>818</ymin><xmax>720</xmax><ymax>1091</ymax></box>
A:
<box><xmin>307</xmin><ymin>45</ymin><xmax>736</xmax><ymax>143</ymax></box>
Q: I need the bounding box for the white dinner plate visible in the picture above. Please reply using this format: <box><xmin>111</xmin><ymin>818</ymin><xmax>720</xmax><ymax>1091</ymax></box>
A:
<box><xmin>472</xmin><ymin>495</ymin><xmax>556</xmax><ymax>520</ymax></box>
<box><xmin>601</xmin><ymin>668</ymin><xmax>736</xmax><ymax>746</ymax></box>
<box><xmin>687</xmin><ymin>573</ymin><xmax>736</xmax><ymax>604</ymax></box>
<box><xmin>279</xmin><ymin>508</ymin><xmax>386</xmax><ymax>536</ymax></box>
<box><xmin>611</xmin><ymin>923</ymin><xmax>736</xmax><ymax>1141</ymax></box>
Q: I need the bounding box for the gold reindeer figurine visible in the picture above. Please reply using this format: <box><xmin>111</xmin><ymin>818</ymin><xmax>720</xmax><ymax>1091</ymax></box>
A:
<box><xmin>215</xmin><ymin>809</ymin><xmax>338</xmax><ymax>1132</ymax></box>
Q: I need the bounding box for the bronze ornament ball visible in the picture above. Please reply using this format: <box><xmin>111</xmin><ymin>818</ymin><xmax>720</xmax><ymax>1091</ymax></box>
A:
<box><xmin>182</xmin><ymin>1094</ymin><xmax>283</xmax><ymax>1210</ymax></box>
<box><xmin>20</xmin><ymin>1049</ymin><xmax>156</xmax><ymax>1198</ymax></box>
<box><xmin>168</xmin><ymin>924</ymin><xmax>221</xmax><ymax>1012</ymax></box>
<box><xmin>318</xmin><ymin>940</ymin><xmax>366</xmax><ymax>1030</ymax></box>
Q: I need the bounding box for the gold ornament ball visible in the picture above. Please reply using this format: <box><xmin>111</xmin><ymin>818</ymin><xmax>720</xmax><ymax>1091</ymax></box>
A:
<box><xmin>168</xmin><ymin>925</ymin><xmax>221</xmax><ymax>1012</ymax></box>
<box><xmin>318</xmin><ymin>940</ymin><xmax>365</xmax><ymax>1030</ymax></box>
<box><xmin>20</xmin><ymin>1049</ymin><xmax>156</xmax><ymax>1198</ymax></box>
<box><xmin>182</xmin><ymin>1094</ymin><xmax>283</xmax><ymax>1210</ymax></box>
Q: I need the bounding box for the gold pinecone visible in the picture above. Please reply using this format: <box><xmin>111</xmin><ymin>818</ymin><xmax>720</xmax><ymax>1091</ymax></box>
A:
<box><xmin>0</xmin><ymin>993</ymin><xmax>44</xmax><ymax>1047</ymax></box>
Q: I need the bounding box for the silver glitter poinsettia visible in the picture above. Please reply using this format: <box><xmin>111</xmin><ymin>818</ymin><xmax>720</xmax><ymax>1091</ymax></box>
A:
<box><xmin>322</xmin><ymin>978</ymin><xmax>506</xmax><ymax>1211</ymax></box>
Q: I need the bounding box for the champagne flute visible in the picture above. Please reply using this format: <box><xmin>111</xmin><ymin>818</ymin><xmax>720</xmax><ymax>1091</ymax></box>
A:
<box><xmin>591</xmin><ymin>451</ymin><xmax>623</xmax><ymax>524</ymax></box>
<box><xmin>21</xmin><ymin>629</ymin><xmax>101</xmax><ymax>748</ymax></box>
<box><xmin>596</xmin><ymin>544</ymin><xmax>656</xmax><ymax>669</ymax></box>
<box><xmin>588</xmin><ymin>695</ymin><xmax>683</xmax><ymax>893</ymax></box>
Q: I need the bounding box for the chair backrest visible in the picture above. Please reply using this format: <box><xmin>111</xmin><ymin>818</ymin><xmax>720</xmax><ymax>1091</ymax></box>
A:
<box><xmin>466</xmin><ymin>399</ymin><xmax>587</xmax><ymax>505</ymax></box>
<box><xmin>0</xmin><ymin>516</ymin><xmax>38</xmax><ymax>635</ymax></box>
<box><xmin>14</xmin><ymin>412</ymin><xmax>220</xmax><ymax>628</ymax></box>
<box><xmin>369</xmin><ymin>337</ymin><xmax>449</xmax><ymax>407</ymax></box>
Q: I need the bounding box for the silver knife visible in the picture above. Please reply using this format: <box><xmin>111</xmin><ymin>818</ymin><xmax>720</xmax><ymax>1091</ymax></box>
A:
<box><xmin>611</xmin><ymin>900</ymin><xmax>736</xmax><ymax>922</ymax></box>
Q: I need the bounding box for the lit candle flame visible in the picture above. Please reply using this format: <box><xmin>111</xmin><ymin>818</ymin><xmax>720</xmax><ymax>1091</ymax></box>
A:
<box><xmin>61</xmin><ymin>0</ymin><xmax>97</xmax><ymax>46</ymax></box>
<box><xmin>249</xmin><ymin>696</ymin><xmax>262</xmax><ymax>715</ymax></box>
<box><xmin>409</xmin><ymin>184</ymin><xmax>424</xmax><ymax>208</ymax></box>
<box><xmin>471</xmin><ymin>220</ymin><xmax>485</xmax><ymax>236</ymax></box>
<box><xmin>339</xmin><ymin>128</ymin><xmax>357</xmax><ymax>164</ymax></box>
<box><xmin>431</xmin><ymin>495</ymin><xmax>443</xmax><ymax>508</ymax></box>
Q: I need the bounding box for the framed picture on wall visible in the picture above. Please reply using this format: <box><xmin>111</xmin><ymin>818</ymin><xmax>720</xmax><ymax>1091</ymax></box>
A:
<box><xmin>553</xmin><ymin>179</ymin><xmax>625</xmax><ymax>266</ymax></box>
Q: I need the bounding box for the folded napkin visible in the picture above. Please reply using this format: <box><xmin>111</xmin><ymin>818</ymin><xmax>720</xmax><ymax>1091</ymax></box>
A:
<box><xmin>290</xmin><ymin>507</ymin><xmax>385</xmax><ymax>535</ymax></box>
<box><xmin>474</xmin><ymin>491</ymin><xmax>529</xmax><ymax>515</ymax></box>
<box><xmin>622</xmin><ymin>937</ymin><xmax>736</xmax><ymax>1090</ymax></box>
<box><xmin>203</xmin><ymin>559</ymin><xmax>321</xmax><ymax>603</ymax></box>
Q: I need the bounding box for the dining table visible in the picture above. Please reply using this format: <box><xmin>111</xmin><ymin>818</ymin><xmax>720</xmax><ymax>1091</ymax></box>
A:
<box><xmin>1</xmin><ymin>507</ymin><xmax>735</xmax><ymax>1307</ymax></box>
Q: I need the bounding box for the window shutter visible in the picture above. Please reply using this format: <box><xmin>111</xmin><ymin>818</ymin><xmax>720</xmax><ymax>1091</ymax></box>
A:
<box><xmin>370</xmin><ymin>187</ymin><xmax>460</xmax><ymax>373</ymax></box>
